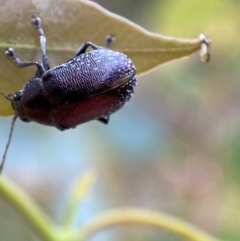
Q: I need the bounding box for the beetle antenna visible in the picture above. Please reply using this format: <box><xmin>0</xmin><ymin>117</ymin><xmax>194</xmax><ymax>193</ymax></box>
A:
<box><xmin>0</xmin><ymin>91</ymin><xmax>12</xmax><ymax>101</ymax></box>
<box><xmin>0</xmin><ymin>115</ymin><xmax>17</xmax><ymax>173</ymax></box>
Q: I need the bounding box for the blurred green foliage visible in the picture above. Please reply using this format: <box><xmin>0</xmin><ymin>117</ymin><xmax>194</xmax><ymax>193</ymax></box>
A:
<box><xmin>0</xmin><ymin>0</ymin><xmax>240</xmax><ymax>240</ymax></box>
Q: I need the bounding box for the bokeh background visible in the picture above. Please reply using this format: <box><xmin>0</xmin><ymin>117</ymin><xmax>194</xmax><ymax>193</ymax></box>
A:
<box><xmin>0</xmin><ymin>0</ymin><xmax>240</xmax><ymax>240</ymax></box>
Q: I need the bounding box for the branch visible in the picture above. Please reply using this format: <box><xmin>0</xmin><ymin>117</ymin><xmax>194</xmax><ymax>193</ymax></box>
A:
<box><xmin>0</xmin><ymin>175</ymin><xmax>60</xmax><ymax>241</ymax></box>
<box><xmin>75</xmin><ymin>208</ymin><xmax>221</xmax><ymax>241</ymax></box>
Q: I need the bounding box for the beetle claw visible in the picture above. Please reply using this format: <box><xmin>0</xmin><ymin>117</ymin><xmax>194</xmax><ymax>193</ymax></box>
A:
<box><xmin>5</xmin><ymin>47</ymin><xmax>15</xmax><ymax>58</ymax></box>
<box><xmin>105</xmin><ymin>33</ymin><xmax>115</xmax><ymax>48</ymax></box>
<box><xmin>32</xmin><ymin>14</ymin><xmax>41</xmax><ymax>28</ymax></box>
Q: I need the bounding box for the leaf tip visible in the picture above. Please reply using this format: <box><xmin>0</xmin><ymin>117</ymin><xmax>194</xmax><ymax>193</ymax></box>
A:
<box><xmin>199</xmin><ymin>33</ymin><xmax>212</xmax><ymax>63</ymax></box>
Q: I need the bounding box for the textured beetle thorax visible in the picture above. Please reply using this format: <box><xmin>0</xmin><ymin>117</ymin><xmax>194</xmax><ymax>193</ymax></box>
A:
<box><xmin>42</xmin><ymin>49</ymin><xmax>136</xmax><ymax>106</ymax></box>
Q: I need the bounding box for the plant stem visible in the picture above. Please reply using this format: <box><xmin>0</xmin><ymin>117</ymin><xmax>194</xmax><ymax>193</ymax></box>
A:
<box><xmin>0</xmin><ymin>175</ymin><xmax>59</xmax><ymax>241</ymax></box>
<box><xmin>74</xmin><ymin>208</ymin><xmax>221</xmax><ymax>241</ymax></box>
<box><xmin>0</xmin><ymin>175</ymin><xmax>223</xmax><ymax>241</ymax></box>
<box><xmin>63</xmin><ymin>170</ymin><xmax>96</xmax><ymax>231</ymax></box>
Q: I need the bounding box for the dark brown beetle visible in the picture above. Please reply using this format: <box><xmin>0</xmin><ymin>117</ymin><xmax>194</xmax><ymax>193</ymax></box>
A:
<box><xmin>0</xmin><ymin>15</ymin><xmax>137</xmax><ymax>172</ymax></box>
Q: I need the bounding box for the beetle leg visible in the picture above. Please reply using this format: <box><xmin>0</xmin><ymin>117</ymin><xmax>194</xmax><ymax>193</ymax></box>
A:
<box><xmin>32</xmin><ymin>15</ymin><xmax>50</xmax><ymax>71</ymax></box>
<box><xmin>75</xmin><ymin>42</ymin><xmax>102</xmax><ymax>56</ymax></box>
<box><xmin>98</xmin><ymin>116</ymin><xmax>110</xmax><ymax>124</ymax></box>
<box><xmin>105</xmin><ymin>34</ymin><xmax>115</xmax><ymax>48</ymax></box>
<box><xmin>5</xmin><ymin>48</ymin><xmax>46</xmax><ymax>76</ymax></box>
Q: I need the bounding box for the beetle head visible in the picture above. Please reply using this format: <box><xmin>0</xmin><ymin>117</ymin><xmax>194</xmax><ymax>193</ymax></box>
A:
<box><xmin>1</xmin><ymin>90</ymin><xmax>28</xmax><ymax>121</ymax></box>
<box><xmin>11</xmin><ymin>90</ymin><xmax>29</xmax><ymax>122</ymax></box>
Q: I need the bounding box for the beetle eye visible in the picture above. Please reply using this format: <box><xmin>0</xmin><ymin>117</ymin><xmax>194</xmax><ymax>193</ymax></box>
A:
<box><xmin>13</xmin><ymin>91</ymin><xmax>23</xmax><ymax>101</ymax></box>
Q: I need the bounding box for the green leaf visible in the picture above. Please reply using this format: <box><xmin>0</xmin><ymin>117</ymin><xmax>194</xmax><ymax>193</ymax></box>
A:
<box><xmin>0</xmin><ymin>0</ymin><xmax>210</xmax><ymax>116</ymax></box>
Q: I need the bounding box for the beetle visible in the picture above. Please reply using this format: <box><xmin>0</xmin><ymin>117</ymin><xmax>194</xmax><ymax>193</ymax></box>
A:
<box><xmin>0</xmin><ymin>15</ymin><xmax>137</xmax><ymax>172</ymax></box>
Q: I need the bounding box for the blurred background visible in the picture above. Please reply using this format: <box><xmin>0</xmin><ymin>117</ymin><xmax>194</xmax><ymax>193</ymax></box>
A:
<box><xmin>0</xmin><ymin>0</ymin><xmax>240</xmax><ymax>240</ymax></box>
